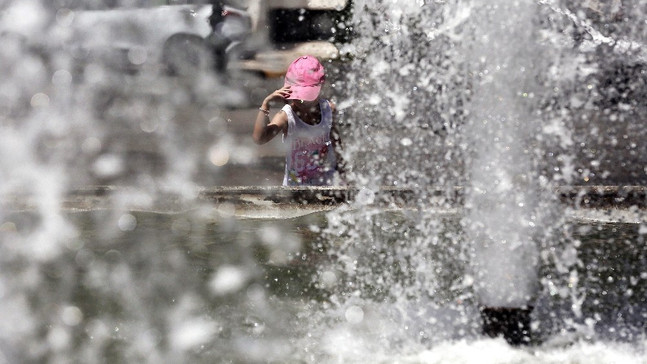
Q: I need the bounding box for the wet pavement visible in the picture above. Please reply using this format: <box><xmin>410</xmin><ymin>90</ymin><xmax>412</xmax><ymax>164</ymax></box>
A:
<box><xmin>218</xmin><ymin>105</ymin><xmax>287</xmax><ymax>186</ymax></box>
<box><xmin>207</xmin><ymin>66</ymin><xmax>340</xmax><ymax>186</ymax></box>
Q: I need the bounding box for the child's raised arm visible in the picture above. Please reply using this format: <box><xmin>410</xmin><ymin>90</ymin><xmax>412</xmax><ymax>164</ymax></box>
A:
<box><xmin>252</xmin><ymin>86</ymin><xmax>292</xmax><ymax>144</ymax></box>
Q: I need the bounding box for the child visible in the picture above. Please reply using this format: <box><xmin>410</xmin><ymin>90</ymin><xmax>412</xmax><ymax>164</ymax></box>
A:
<box><xmin>253</xmin><ymin>55</ymin><xmax>343</xmax><ymax>186</ymax></box>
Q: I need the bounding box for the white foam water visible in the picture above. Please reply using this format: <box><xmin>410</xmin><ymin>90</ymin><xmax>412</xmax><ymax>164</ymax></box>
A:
<box><xmin>1</xmin><ymin>0</ymin><xmax>646</xmax><ymax>362</ymax></box>
<box><xmin>323</xmin><ymin>0</ymin><xmax>647</xmax><ymax>361</ymax></box>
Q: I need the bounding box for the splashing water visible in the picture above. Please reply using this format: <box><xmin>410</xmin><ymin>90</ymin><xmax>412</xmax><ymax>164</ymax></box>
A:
<box><xmin>324</xmin><ymin>0</ymin><xmax>647</xmax><ymax>360</ymax></box>
<box><xmin>1</xmin><ymin>0</ymin><xmax>647</xmax><ymax>362</ymax></box>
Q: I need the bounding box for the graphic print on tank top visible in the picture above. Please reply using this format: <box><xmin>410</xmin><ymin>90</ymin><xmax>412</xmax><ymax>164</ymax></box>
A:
<box><xmin>289</xmin><ymin>135</ymin><xmax>331</xmax><ymax>184</ymax></box>
<box><xmin>282</xmin><ymin>100</ymin><xmax>336</xmax><ymax>186</ymax></box>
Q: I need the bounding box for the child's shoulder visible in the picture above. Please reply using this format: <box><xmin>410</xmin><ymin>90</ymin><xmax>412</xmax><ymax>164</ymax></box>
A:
<box><xmin>325</xmin><ymin>99</ymin><xmax>336</xmax><ymax>113</ymax></box>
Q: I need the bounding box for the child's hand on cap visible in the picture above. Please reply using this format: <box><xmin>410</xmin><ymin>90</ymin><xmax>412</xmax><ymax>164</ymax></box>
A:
<box><xmin>265</xmin><ymin>86</ymin><xmax>292</xmax><ymax>104</ymax></box>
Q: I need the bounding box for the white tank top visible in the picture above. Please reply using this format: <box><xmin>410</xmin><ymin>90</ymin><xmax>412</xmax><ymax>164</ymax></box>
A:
<box><xmin>282</xmin><ymin>99</ymin><xmax>337</xmax><ymax>186</ymax></box>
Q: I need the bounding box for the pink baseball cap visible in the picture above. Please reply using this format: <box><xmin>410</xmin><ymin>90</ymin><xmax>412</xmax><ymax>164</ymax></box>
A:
<box><xmin>283</xmin><ymin>55</ymin><xmax>325</xmax><ymax>101</ymax></box>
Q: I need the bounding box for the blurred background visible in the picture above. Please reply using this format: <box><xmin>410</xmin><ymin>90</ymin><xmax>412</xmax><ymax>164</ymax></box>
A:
<box><xmin>2</xmin><ymin>1</ymin><xmax>647</xmax><ymax>363</ymax></box>
<box><xmin>0</xmin><ymin>0</ymin><xmax>352</xmax><ymax>191</ymax></box>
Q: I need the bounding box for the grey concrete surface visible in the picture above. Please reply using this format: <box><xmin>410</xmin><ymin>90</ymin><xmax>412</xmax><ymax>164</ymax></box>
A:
<box><xmin>215</xmin><ymin>75</ymin><xmax>287</xmax><ymax>186</ymax></box>
<box><xmin>5</xmin><ymin>185</ymin><xmax>645</xmax><ymax>216</ymax></box>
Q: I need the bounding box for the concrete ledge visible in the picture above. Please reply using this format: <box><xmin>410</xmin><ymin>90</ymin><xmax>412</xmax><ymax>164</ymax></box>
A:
<box><xmin>268</xmin><ymin>0</ymin><xmax>348</xmax><ymax>10</ymax></box>
<box><xmin>201</xmin><ymin>185</ymin><xmax>647</xmax><ymax>209</ymax></box>
<box><xmin>556</xmin><ymin>185</ymin><xmax>647</xmax><ymax>208</ymax></box>
<box><xmin>4</xmin><ymin>186</ymin><xmax>646</xmax><ymax>214</ymax></box>
<box><xmin>197</xmin><ymin>185</ymin><xmax>451</xmax><ymax>204</ymax></box>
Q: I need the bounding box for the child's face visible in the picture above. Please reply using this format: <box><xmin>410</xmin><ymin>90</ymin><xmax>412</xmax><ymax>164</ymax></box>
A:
<box><xmin>290</xmin><ymin>99</ymin><xmax>319</xmax><ymax>113</ymax></box>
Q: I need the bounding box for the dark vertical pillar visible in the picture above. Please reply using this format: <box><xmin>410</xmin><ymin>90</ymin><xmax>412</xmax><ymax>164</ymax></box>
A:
<box><xmin>480</xmin><ymin>306</ymin><xmax>533</xmax><ymax>346</ymax></box>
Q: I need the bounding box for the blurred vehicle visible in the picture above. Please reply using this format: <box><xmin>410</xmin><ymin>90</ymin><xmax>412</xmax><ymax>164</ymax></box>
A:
<box><xmin>59</xmin><ymin>4</ymin><xmax>215</xmax><ymax>75</ymax></box>
<box><xmin>16</xmin><ymin>0</ymin><xmax>351</xmax><ymax>77</ymax></box>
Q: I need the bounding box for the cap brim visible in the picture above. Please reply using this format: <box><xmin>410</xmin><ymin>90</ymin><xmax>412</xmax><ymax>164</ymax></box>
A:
<box><xmin>284</xmin><ymin>84</ymin><xmax>321</xmax><ymax>101</ymax></box>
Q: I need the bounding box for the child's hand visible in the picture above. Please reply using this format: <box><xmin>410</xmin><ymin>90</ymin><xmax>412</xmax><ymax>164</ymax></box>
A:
<box><xmin>264</xmin><ymin>86</ymin><xmax>292</xmax><ymax>104</ymax></box>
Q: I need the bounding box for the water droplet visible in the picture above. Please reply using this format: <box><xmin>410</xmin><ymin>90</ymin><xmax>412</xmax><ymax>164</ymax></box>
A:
<box><xmin>127</xmin><ymin>47</ymin><xmax>147</xmax><ymax>65</ymax></box>
<box><xmin>61</xmin><ymin>306</ymin><xmax>83</xmax><ymax>326</ymax></box>
<box><xmin>52</xmin><ymin>69</ymin><xmax>72</xmax><ymax>86</ymax></box>
<box><xmin>30</xmin><ymin>92</ymin><xmax>49</xmax><ymax>107</ymax></box>
<box><xmin>639</xmin><ymin>225</ymin><xmax>647</xmax><ymax>235</ymax></box>
<box><xmin>93</xmin><ymin>154</ymin><xmax>123</xmax><ymax>178</ymax></box>
<box><xmin>355</xmin><ymin>188</ymin><xmax>375</xmax><ymax>205</ymax></box>
<box><xmin>209</xmin><ymin>145</ymin><xmax>230</xmax><ymax>167</ymax></box>
<box><xmin>118</xmin><ymin>214</ymin><xmax>137</xmax><ymax>232</ymax></box>
<box><xmin>320</xmin><ymin>270</ymin><xmax>337</xmax><ymax>288</ymax></box>
<box><xmin>210</xmin><ymin>265</ymin><xmax>248</xmax><ymax>296</ymax></box>
<box><xmin>345</xmin><ymin>306</ymin><xmax>364</xmax><ymax>324</ymax></box>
